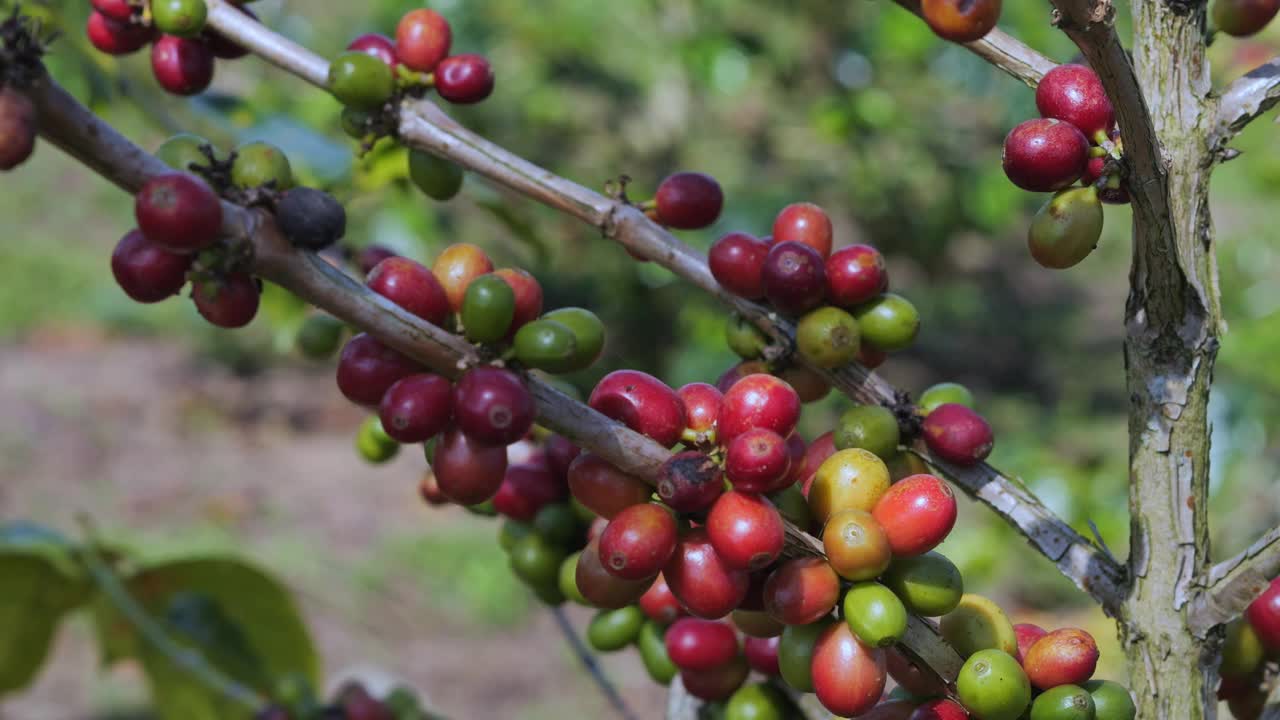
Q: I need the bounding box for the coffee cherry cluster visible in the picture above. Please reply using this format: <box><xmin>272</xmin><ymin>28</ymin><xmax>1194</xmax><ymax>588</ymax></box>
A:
<box><xmin>1212</xmin><ymin>0</ymin><xmax>1280</xmax><ymax>37</ymax></box>
<box><xmin>1003</xmin><ymin>64</ymin><xmax>1129</xmax><ymax>270</ymax></box>
<box><xmin>255</xmin><ymin>676</ymin><xmax>441</xmax><ymax>720</ymax></box>
<box><xmin>86</xmin><ymin>0</ymin><xmax>255</xmax><ymax>96</ymax></box>
<box><xmin>337</xmin><ymin>242</ymin><xmax>606</xmax><ymax>479</ymax></box>
<box><xmin>1216</xmin><ymin>577</ymin><xmax>1280</xmax><ymax>719</ymax></box>
<box><xmin>329</xmin><ymin>9</ymin><xmax>494</xmax><ymax>122</ymax></box>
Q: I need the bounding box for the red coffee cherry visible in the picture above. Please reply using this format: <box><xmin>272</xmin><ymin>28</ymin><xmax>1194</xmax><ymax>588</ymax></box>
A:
<box><xmin>922</xmin><ymin>403</ymin><xmax>995</xmax><ymax>466</ymax></box>
<box><xmin>810</xmin><ymin>622</ymin><xmax>887</xmax><ymax>717</ymax></box>
<box><xmin>92</xmin><ymin>0</ymin><xmax>136</xmax><ymax>21</ymax></box>
<box><xmin>347</xmin><ymin>32</ymin><xmax>398</xmax><ymax>68</ymax></box>
<box><xmin>709</xmin><ymin>232</ymin><xmax>771</xmax><ymax>299</ymax></box>
<box><xmin>0</xmin><ymin>88</ymin><xmax>37</xmax><ymax>171</ymax></box>
<box><xmin>762</xmin><ymin>240</ymin><xmax>827</xmax><ymax>315</ymax></box>
<box><xmin>378</xmin><ymin>374</ymin><xmax>453</xmax><ymax>443</ymax></box>
<box><xmin>725</xmin><ymin>429</ymin><xmax>792</xmax><ymax>493</ymax></box>
<box><xmin>86</xmin><ymin>11</ymin><xmax>153</xmax><ymax>55</ymax></box>
<box><xmin>135</xmin><ymin>172</ymin><xmax>222</xmax><ymax>252</ymax></box>
<box><xmin>492</xmin><ymin>463</ymin><xmax>566</xmax><ymax>521</ymax></box>
<box><xmin>1002</xmin><ymin>118</ymin><xmax>1089</xmax><ymax>192</ymax></box>
<box><xmin>431</xmin><ymin>426</ymin><xmax>508</xmax><ymax>505</ymax></box>
<box><xmin>434</xmin><ymin>54</ymin><xmax>494</xmax><ymax>104</ymax></box>
<box><xmin>1214</xmin><ymin>0</ymin><xmax>1280</xmax><ymax>37</ymax></box>
<box><xmin>654</xmin><ymin>172</ymin><xmax>724</xmax><ymax>230</ymax></box>
<box><xmin>777</xmin><ymin>365</ymin><xmax>831</xmax><ymax>404</ymax></box>
<box><xmin>1036</xmin><ymin>63</ymin><xmax>1115</xmax><ymax>140</ymax></box>
<box><xmin>589</xmin><ymin>369</ymin><xmax>687</xmax><ymax>448</ymax></box>
<box><xmin>356</xmin><ymin>245</ymin><xmax>398</xmax><ymax>276</ymax></box>
<box><xmin>1023</xmin><ymin>627</ymin><xmax>1099</xmax><ymax>690</ymax></box>
<box><xmin>656</xmin><ymin>451</ymin><xmax>725</xmax><ymax>513</ymax></box>
<box><xmin>1247</xmin><ymin>577</ymin><xmax>1280</xmax><ymax>650</ymax></box>
<box><xmin>567</xmin><ymin>452</ymin><xmax>653</xmax><ymax>519</ymax></box>
<box><xmin>1014</xmin><ymin>622</ymin><xmax>1049</xmax><ymax>664</ymax></box>
<box><xmin>706</xmin><ymin>491</ymin><xmax>785</xmax><ymax>571</ymax></box>
<box><xmin>599</xmin><ymin>503</ymin><xmax>678</xmax><ymax>580</ymax></box>
<box><xmin>680</xmin><ymin>655</ymin><xmax>749</xmax><ymax>701</ymax></box>
<box><xmin>857</xmin><ymin>344</ymin><xmax>887</xmax><ymax>370</ymax></box>
<box><xmin>909</xmin><ymin>698</ymin><xmax>970</xmax><ymax>720</ymax></box>
<box><xmin>744</xmin><ymin>635</ymin><xmax>781</xmax><ymax>676</ymax></box>
<box><xmin>665</xmin><ymin>617</ymin><xmax>739</xmax><ymax>671</ymax></box>
<box><xmin>544</xmin><ymin>434</ymin><xmax>581</xmax><ymax>482</ymax></box>
<box><xmin>192</xmin><ymin>273</ymin><xmax>259</xmax><ymax>328</ymax></box>
<box><xmin>366</xmin><ymin>256</ymin><xmax>450</xmax><ymax>326</ymax></box>
<box><xmin>110</xmin><ymin>229</ymin><xmax>192</xmax><ymax>303</ymax></box>
<box><xmin>664</xmin><ymin>528</ymin><xmax>749</xmax><ymax>619</ymax></box>
<box><xmin>677</xmin><ymin>382</ymin><xmax>722</xmax><ymax>442</ymax></box>
<box><xmin>826</xmin><ymin>244</ymin><xmax>888</xmax><ymax>308</ymax></box>
<box><xmin>336</xmin><ymin>333</ymin><xmax>421</xmax><ymax>406</ymax></box>
<box><xmin>639</xmin><ymin>573</ymin><xmax>684</xmax><ymax>625</ymax></box>
<box><xmin>921</xmin><ymin>0</ymin><xmax>1003</xmax><ymax>43</ymax></box>
<box><xmin>715</xmin><ymin>360</ymin><xmax>769</xmax><ymax>394</ymax></box>
<box><xmin>493</xmin><ymin>268</ymin><xmax>543</xmax><ymax>336</ymax></box>
<box><xmin>576</xmin><ymin>537</ymin><xmax>654</xmax><ymax>609</ymax></box>
<box><xmin>718</xmin><ymin>373</ymin><xmax>801</xmax><ymax>446</ymax></box>
<box><xmin>395</xmin><ymin>9</ymin><xmax>452</xmax><ymax>72</ymax></box>
<box><xmin>871</xmin><ymin>473</ymin><xmax>958</xmax><ymax>557</ymax></box>
<box><xmin>151</xmin><ymin>35</ymin><xmax>215</xmax><ymax>96</ymax></box>
<box><xmin>203</xmin><ymin>3</ymin><xmax>256</xmax><ymax>59</ymax></box>
<box><xmin>763</xmin><ymin>557</ymin><xmax>840</xmax><ymax>626</ymax></box>
<box><xmin>796</xmin><ymin>430</ymin><xmax>836</xmax><ymax>493</ymax></box>
<box><xmin>782</xmin><ymin>432</ymin><xmax>809</xmax><ymax>486</ymax></box>
<box><xmin>452</xmin><ymin>367</ymin><xmax>535</xmax><ymax>446</ymax></box>
<box><xmin>772</xmin><ymin>202</ymin><xmax>833</xmax><ymax>258</ymax></box>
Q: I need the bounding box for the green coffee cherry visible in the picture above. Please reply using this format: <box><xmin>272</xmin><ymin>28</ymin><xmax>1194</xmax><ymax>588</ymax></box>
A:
<box><xmin>296</xmin><ymin>314</ymin><xmax>345</xmax><ymax>359</ymax></box>
<box><xmin>956</xmin><ymin>649</ymin><xmax>1031</xmax><ymax>720</ymax></box>
<box><xmin>408</xmin><ymin>149</ymin><xmax>464</xmax><ymax>201</ymax></box>
<box><xmin>726</xmin><ymin>313</ymin><xmax>770</xmax><ymax>359</ymax></box>
<box><xmin>231</xmin><ymin>141</ymin><xmax>294</xmax><ymax>190</ymax></box>
<box><xmin>461</xmin><ymin>274</ymin><xmax>516</xmax><ymax>344</ymax></box>
<box><xmin>152</xmin><ymin>0</ymin><xmax>207</xmax><ymax>37</ymax></box>
<box><xmin>1028</xmin><ymin>186</ymin><xmax>1104</xmax><ymax>270</ymax></box>
<box><xmin>587</xmin><ymin>606</ymin><xmax>646</xmax><ymax>651</ymax></box>
<box><xmin>355</xmin><ymin>415</ymin><xmax>399</xmax><ymax>463</ymax></box>
<box><xmin>919</xmin><ymin>381</ymin><xmax>975</xmax><ymax>414</ymax></box>
<box><xmin>156</xmin><ymin>133</ymin><xmax>210</xmax><ymax>173</ymax></box>
<box><xmin>842</xmin><ymin>582</ymin><xmax>908</xmax><ymax>647</ymax></box>
<box><xmin>796</xmin><ymin>306</ymin><xmax>860</xmax><ymax>368</ymax></box>
<box><xmin>881</xmin><ymin>551</ymin><xmax>964</xmax><ymax>617</ymax></box>
<box><xmin>328</xmin><ymin>51</ymin><xmax>395</xmax><ymax>111</ymax></box>
<box><xmin>833</xmin><ymin>404</ymin><xmax>901</xmax><ymax>461</ymax></box>
<box><xmin>514</xmin><ymin>319</ymin><xmax>579</xmax><ymax>373</ymax></box>
<box><xmin>853</xmin><ymin>293</ymin><xmax>920</xmax><ymax>352</ymax></box>
<box><xmin>542</xmin><ymin>307</ymin><xmax>606</xmax><ymax>370</ymax></box>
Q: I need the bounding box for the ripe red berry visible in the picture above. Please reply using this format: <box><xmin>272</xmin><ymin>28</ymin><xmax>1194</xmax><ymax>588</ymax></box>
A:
<box><xmin>677</xmin><ymin>382</ymin><xmax>722</xmax><ymax>442</ymax></box>
<box><xmin>1014</xmin><ymin>622</ymin><xmax>1049</xmax><ymax>664</ymax></box>
<box><xmin>809</xmin><ymin>622</ymin><xmax>887</xmax><ymax>717</ymax></box>
<box><xmin>1214</xmin><ymin>0</ymin><xmax>1280</xmax><ymax>37</ymax></box>
<box><xmin>772</xmin><ymin>202</ymin><xmax>833</xmax><ymax>258</ymax></box>
<box><xmin>378</xmin><ymin>373</ymin><xmax>452</xmax><ymax>443</ymax></box>
<box><xmin>86</xmin><ymin>11</ymin><xmax>153</xmax><ymax>55</ymax></box>
<box><xmin>654</xmin><ymin>172</ymin><xmax>724</xmax><ymax>230</ymax></box>
<box><xmin>419</xmin><ymin>470</ymin><xmax>449</xmax><ymax>506</ymax></box>
<box><xmin>544</xmin><ymin>434</ymin><xmax>581</xmax><ymax>482</ymax></box>
<box><xmin>1023</xmin><ymin>627</ymin><xmax>1099</xmax><ymax>690</ymax></box>
<box><xmin>576</xmin><ymin>538</ymin><xmax>654</xmax><ymax>609</ymax></box>
<box><xmin>92</xmin><ymin>0</ymin><xmax>136</xmax><ymax>21</ymax></box>
<box><xmin>826</xmin><ymin>244</ymin><xmax>888</xmax><ymax>307</ymax></box>
<box><xmin>431</xmin><ymin>426</ymin><xmax>508</xmax><ymax>505</ymax></box>
<box><xmin>493</xmin><ymin>268</ymin><xmax>543</xmax><ymax>336</ymax></box>
<box><xmin>589</xmin><ymin>370</ymin><xmax>687</xmax><ymax>448</ymax></box>
<box><xmin>135</xmin><ymin>172</ymin><xmax>222</xmax><ymax>253</ymax></box>
<box><xmin>356</xmin><ymin>245</ymin><xmax>398</xmax><ymax>276</ymax></box>
<box><xmin>909</xmin><ymin>698</ymin><xmax>969</xmax><ymax>720</ymax></box>
<box><xmin>718</xmin><ymin>373</ymin><xmax>801</xmax><ymax>446</ymax></box>
<box><xmin>598</xmin><ymin>503</ymin><xmax>678</xmax><ymax>580</ymax></box>
<box><xmin>348</xmin><ymin>32</ymin><xmax>398</xmax><ymax>68</ymax></box>
<box><xmin>715</xmin><ymin>360</ymin><xmax>769</xmax><ymax>394</ymax></box>
<box><xmin>151</xmin><ymin>35</ymin><xmax>215</xmax><ymax>96</ymax></box>
<box><xmin>1036</xmin><ymin>63</ymin><xmax>1116</xmax><ymax>140</ymax></box>
<box><xmin>680</xmin><ymin>655</ymin><xmax>750</xmax><ymax>701</ymax></box>
<box><xmin>763</xmin><ymin>557</ymin><xmax>840</xmax><ymax>626</ymax></box>
<box><xmin>192</xmin><ymin>273</ymin><xmax>259</xmax><ymax>328</ymax></box>
<box><xmin>203</xmin><ymin>3</ymin><xmax>255</xmax><ymax>59</ymax></box>
<box><xmin>921</xmin><ymin>0</ymin><xmax>1002</xmax><ymax>43</ymax></box>
<box><xmin>639</xmin><ymin>573</ymin><xmax>684</xmax><ymax>625</ymax></box>
<box><xmin>762</xmin><ymin>240</ymin><xmax>827</xmax><ymax>315</ymax></box>
<box><xmin>743</xmin><ymin>635</ymin><xmax>781</xmax><ymax>676</ymax></box>
<box><xmin>708</xmin><ymin>232</ymin><xmax>771</xmax><ymax>299</ymax></box>
<box><xmin>656</xmin><ymin>451</ymin><xmax>724</xmax><ymax>513</ymax></box>
<box><xmin>395</xmin><ymin>9</ymin><xmax>452</xmax><ymax>72</ymax></box>
<box><xmin>871</xmin><ymin>473</ymin><xmax>958</xmax><ymax>557</ymax></box>
<box><xmin>366</xmin><ymin>256</ymin><xmax>450</xmax><ymax>326</ymax></box>
<box><xmin>922</xmin><ymin>403</ymin><xmax>994</xmax><ymax>466</ymax></box>
<box><xmin>452</xmin><ymin>367</ymin><xmax>535</xmax><ymax>446</ymax></box>
<box><xmin>492</xmin><ymin>463</ymin><xmax>566</xmax><ymax>521</ymax></box>
<box><xmin>1246</xmin><ymin>577</ymin><xmax>1280</xmax><ymax>650</ymax></box>
<box><xmin>567</xmin><ymin>452</ymin><xmax>653</xmax><ymax>519</ymax></box>
<box><xmin>724</xmin><ymin>428</ymin><xmax>792</xmax><ymax>493</ymax></box>
<box><xmin>706</xmin><ymin>491</ymin><xmax>785</xmax><ymax>571</ymax></box>
<box><xmin>665</xmin><ymin>618</ymin><xmax>739</xmax><ymax>671</ymax></box>
<box><xmin>110</xmin><ymin>229</ymin><xmax>192</xmax><ymax>303</ymax></box>
<box><xmin>782</xmin><ymin>432</ymin><xmax>809</xmax><ymax>486</ymax></box>
<box><xmin>336</xmin><ymin>333</ymin><xmax>421</xmax><ymax>406</ymax></box>
<box><xmin>0</xmin><ymin>88</ymin><xmax>36</xmax><ymax>171</ymax></box>
<box><xmin>434</xmin><ymin>54</ymin><xmax>494</xmax><ymax>104</ymax></box>
<box><xmin>1002</xmin><ymin>118</ymin><xmax>1089</xmax><ymax>192</ymax></box>
<box><xmin>664</xmin><ymin>528</ymin><xmax>749</xmax><ymax>619</ymax></box>
<box><xmin>796</xmin><ymin>430</ymin><xmax>836</xmax><ymax>492</ymax></box>
<box><xmin>857</xmin><ymin>344</ymin><xmax>887</xmax><ymax>370</ymax></box>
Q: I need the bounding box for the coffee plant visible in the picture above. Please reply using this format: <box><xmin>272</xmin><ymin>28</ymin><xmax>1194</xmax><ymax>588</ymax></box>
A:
<box><xmin>1</xmin><ymin>0</ymin><xmax>1279</xmax><ymax>718</ymax></box>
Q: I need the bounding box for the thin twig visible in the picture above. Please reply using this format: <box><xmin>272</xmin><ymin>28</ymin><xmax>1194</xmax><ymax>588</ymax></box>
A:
<box><xmin>76</xmin><ymin>518</ymin><xmax>264</xmax><ymax>711</ymax></box>
<box><xmin>549</xmin><ymin>607</ymin><xmax>639</xmax><ymax>720</ymax></box>
<box><xmin>1189</xmin><ymin>525</ymin><xmax>1280</xmax><ymax>635</ymax></box>
<box><xmin>199</xmin><ymin>0</ymin><xmax>1126</xmax><ymax>614</ymax></box>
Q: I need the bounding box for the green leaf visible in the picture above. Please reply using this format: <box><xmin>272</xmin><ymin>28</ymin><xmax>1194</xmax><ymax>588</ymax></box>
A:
<box><xmin>0</xmin><ymin>549</ymin><xmax>92</xmax><ymax>693</ymax></box>
<box><xmin>91</xmin><ymin>556</ymin><xmax>317</xmax><ymax>720</ymax></box>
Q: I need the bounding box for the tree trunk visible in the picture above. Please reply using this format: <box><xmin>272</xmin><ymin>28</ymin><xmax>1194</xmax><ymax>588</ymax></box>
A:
<box><xmin>1120</xmin><ymin>2</ymin><xmax>1223</xmax><ymax>718</ymax></box>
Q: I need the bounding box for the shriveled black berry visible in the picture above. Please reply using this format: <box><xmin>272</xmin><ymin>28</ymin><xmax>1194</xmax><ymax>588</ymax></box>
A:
<box><xmin>275</xmin><ymin>187</ymin><xmax>346</xmax><ymax>250</ymax></box>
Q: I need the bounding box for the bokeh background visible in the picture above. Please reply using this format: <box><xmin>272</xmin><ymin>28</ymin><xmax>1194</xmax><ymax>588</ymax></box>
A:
<box><xmin>2</xmin><ymin>0</ymin><xmax>1279</xmax><ymax>717</ymax></box>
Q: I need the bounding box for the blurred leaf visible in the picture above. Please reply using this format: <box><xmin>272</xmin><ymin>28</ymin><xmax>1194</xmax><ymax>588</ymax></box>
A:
<box><xmin>0</xmin><ymin>548</ymin><xmax>91</xmax><ymax>692</ymax></box>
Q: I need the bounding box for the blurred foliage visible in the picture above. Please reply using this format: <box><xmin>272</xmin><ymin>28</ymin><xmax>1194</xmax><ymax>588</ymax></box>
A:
<box><xmin>4</xmin><ymin>0</ymin><xmax>1280</xmax><ymax>658</ymax></box>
